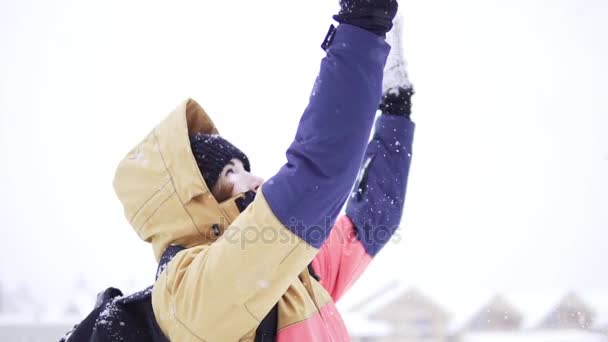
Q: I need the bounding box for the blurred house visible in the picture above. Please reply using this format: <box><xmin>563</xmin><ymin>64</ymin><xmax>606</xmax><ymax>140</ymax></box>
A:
<box><xmin>370</xmin><ymin>289</ymin><xmax>449</xmax><ymax>342</ymax></box>
<box><xmin>347</xmin><ymin>284</ymin><xmax>449</xmax><ymax>342</ymax></box>
<box><xmin>539</xmin><ymin>292</ymin><xmax>595</xmax><ymax>330</ymax></box>
<box><xmin>463</xmin><ymin>294</ymin><xmax>523</xmax><ymax>331</ymax></box>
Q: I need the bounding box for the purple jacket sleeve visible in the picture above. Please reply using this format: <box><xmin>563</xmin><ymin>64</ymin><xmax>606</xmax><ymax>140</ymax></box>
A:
<box><xmin>345</xmin><ymin>115</ymin><xmax>415</xmax><ymax>256</ymax></box>
<box><xmin>262</xmin><ymin>24</ymin><xmax>390</xmax><ymax>248</ymax></box>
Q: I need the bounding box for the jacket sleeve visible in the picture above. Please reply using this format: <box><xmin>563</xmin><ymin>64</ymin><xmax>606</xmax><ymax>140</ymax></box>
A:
<box><xmin>152</xmin><ymin>24</ymin><xmax>390</xmax><ymax>341</ymax></box>
<box><xmin>311</xmin><ymin>115</ymin><xmax>415</xmax><ymax>302</ymax></box>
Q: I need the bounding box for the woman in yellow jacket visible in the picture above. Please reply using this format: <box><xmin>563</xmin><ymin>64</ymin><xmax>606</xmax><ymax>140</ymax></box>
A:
<box><xmin>112</xmin><ymin>1</ymin><xmax>416</xmax><ymax>340</ymax></box>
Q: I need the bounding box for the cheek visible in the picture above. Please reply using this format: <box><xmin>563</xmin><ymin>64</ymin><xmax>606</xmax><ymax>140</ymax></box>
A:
<box><xmin>229</xmin><ymin>174</ymin><xmax>248</xmax><ymax>195</ymax></box>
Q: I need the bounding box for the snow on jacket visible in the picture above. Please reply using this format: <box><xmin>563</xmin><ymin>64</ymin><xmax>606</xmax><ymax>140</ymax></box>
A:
<box><xmin>113</xmin><ymin>24</ymin><xmax>414</xmax><ymax>341</ymax></box>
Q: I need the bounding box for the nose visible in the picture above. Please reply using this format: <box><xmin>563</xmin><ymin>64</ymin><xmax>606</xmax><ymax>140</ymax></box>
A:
<box><xmin>250</xmin><ymin>175</ymin><xmax>264</xmax><ymax>193</ymax></box>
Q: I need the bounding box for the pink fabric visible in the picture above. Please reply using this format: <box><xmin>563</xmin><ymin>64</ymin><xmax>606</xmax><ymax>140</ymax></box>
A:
<box><xmin>276</xmin><ymin>216</ymin><xmax>372</xmax><ymax>342</ymax></box>
<box><xmin>311</xmin><ymin>215</ymin><xmax>373</xmax><ymax>302</ymax></box>
<box><xmin>277</xmin><ymin>301</ymin><xmax>350</xmax><ymax>342</ymax></box>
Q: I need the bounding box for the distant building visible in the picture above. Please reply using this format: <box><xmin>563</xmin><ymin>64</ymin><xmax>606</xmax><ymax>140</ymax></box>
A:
<box><xmin>464</xmin><ymin>294</ymin><xmax>523</xmax><ymax>331</ymax></box>
<box><xmin>539</xmin><ymin>292</ymin><xmax>595</xmax><ymax>330</ymax></box>
<box><xmin>350</xmin><ymin>287</ymin><xmax>450</xmax><ymax>342</ymax></box>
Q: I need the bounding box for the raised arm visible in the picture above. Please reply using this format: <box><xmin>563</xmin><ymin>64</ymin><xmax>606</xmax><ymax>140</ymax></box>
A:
<box><xmin>345</xmin><ymin>88</ymin><xmax>415</xmax><ymax>255</ymax></box>
<box><xmin>262</xmin><ymin>23</ymin><xmax>389</xmax><ymax>247</ymax></box>
<box><xmin>310</xmin><ymin>17</ymin><xmax>416</xmax><ymax>301</ymax></box>
<box><xmin>310</xmin><ymin>89</ymin><xmax>415</xmax><ymax>301</ymax></box>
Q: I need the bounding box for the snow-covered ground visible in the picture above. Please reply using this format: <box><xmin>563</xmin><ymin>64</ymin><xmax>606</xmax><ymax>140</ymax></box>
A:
<box><xmin>460</xmin><ymin>330</ymin><xmax>608</xmax><ymax>342</ymax></box>
<box><xmin>0</xmin><ymin>324</ymin><xmax>72</xmax><ymax>342</ymax></box>
<box><xmin>0</xmin><ymin>314</ymin><xmax>78</xmax><ymax>341</ymax></box>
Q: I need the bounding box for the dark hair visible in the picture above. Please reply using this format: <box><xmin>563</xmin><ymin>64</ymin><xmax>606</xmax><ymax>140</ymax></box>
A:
<box><xmin>211</xmin><ymin>173</ymin><xmax>235</xmax><ymax>203</ymax></box>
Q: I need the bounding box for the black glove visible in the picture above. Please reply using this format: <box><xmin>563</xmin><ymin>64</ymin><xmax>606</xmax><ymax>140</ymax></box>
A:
<box><xmin>333</xmin><ymin>0</ymin><xmax>398</xmax><ymax>37</ymax></box>
<box><xmin>379</xmin><ymin>87</ymin><xmax>414</xmax><ymax>117</ymax></box>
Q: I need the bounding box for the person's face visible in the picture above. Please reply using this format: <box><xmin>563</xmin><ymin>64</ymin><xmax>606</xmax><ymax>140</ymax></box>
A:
<box><xmin>211</xmin><ymin>159</ymin><xmax>264</xmax><ymax>203</ymax></box>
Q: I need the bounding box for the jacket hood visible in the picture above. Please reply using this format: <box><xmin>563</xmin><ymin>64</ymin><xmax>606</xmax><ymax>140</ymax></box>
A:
<box><xmin>113</xmin><ymin>99</ymin><xmax>245</xmax><ymax>261</ymax></box>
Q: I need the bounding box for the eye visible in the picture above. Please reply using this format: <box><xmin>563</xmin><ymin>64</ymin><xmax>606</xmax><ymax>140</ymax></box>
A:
<box><xmin>225</xmin><ymin>168</ymin><xmax>234</xmax><ymax>176</ymax></box>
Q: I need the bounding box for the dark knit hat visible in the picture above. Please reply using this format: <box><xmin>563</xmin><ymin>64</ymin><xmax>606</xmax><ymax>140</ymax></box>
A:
<box><xmin>190</xmin><ymin>133</ymin><xmax>251</xmax><ymax>191</ymax></box>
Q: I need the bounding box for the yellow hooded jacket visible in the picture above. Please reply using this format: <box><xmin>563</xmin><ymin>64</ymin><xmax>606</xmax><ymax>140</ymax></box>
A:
<box><xmin>114</xmin><ymin>99</ymin><xmax>325</xmax><ymax>341</ymax></box>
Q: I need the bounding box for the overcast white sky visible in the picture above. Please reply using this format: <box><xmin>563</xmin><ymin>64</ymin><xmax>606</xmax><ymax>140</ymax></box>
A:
<box><xmin>1</xmin><ymin>0</ymin><xmax>607</xmax><ymax>313</ymax></box>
